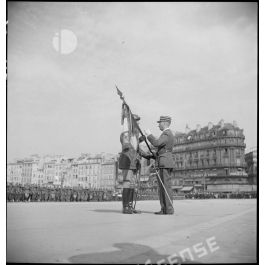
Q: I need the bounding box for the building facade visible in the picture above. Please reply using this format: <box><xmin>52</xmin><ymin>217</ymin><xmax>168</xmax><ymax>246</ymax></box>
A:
<box><xmin>43</xmin><ymin>161</ymin><xmax>56</xmax><ymax>184</ymax></box>
<box><xmin>31</xmin><ymin>162</ymin><xmax>42</xmax><ymax>185</ymax></box>
<box><xmin>7</xmin><ymin>162</ymin><xmax>23</xmax><ymax>184</ymax></box>
<box><xmin>60</xmin><ymin>154</ymin><xmax>117</xmax><ymax>189</ymax></box>
<box><xmin>21</xmin><ymin>159</ymin><xmax>35</xmax><ymax>185</ymax></box>
<box><xmin>245</xmin><ymin>147</ymin><xmax>257</xmax><ymax>185</ymax></box>
<box><xmin>173</xmin><ymin>120</ymin><xmax>253</xmax><ymax>193</ymax></box>
<box><xmin>100</xmin><ymin>158</ymin><xmax>116</xmax><ymax>190</ymax></box>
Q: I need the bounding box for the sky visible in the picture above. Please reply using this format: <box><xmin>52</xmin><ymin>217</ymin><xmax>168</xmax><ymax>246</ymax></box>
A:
<box><xmin>7</xmin><ymin>2</ymin><xmax>257</xmax><ymax>162</ymax></box>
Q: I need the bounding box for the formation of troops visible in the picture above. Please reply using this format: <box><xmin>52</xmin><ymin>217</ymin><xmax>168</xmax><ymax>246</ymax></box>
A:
<box><xmin>6</xmin><ymin>184</ymin><xmax>113</xmax><ymax>202</ymax></box>
<box><xmin>184</xmin><ymin>191</ymin><xmax>257</xmax><ymax>199</ymax></box>
<box><xmin>7</xmin><ymin>183</ymin><xmax>256</xmax><ymax>202</ymax></box>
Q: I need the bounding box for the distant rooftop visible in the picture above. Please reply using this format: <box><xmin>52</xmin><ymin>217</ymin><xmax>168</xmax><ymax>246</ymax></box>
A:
<box><xmin>177</xmin><ymin>120</ymin><xmax>241</xmax><ymax>137</ymax></box>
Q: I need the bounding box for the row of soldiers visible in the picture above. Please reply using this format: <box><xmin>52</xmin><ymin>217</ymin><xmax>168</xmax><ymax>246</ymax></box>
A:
<box><xmin>7</xmin><ymin>184</ymin><xmax>113</xmax><ymax>202</ymax></box>
<box><xmin>184</xmin><ymin>191</ymin><xmax>257</xmax><ymax>199</ymax></box>
<box><xmin>7</xmin><ymin>184</ymin><xmax>257</xmax><ymax>202</ymax></box>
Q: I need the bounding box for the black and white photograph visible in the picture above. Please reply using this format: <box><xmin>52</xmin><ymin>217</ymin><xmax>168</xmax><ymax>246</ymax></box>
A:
<box><xmin>6</xmin><ymin>2</ymin><xmax>258</xmax><ymax>264</ymax></box>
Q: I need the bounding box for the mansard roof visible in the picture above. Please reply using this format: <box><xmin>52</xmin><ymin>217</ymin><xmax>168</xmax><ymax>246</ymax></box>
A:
<box><xmin>174</xmin><ymin>121</ymin><xmax>240</xmax><ymax>139</ymax></box>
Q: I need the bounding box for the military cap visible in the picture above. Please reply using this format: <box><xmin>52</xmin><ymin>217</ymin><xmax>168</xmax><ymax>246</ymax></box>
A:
<box><xmin>157</xmin><ymin>116</ymin><xmax>172</xmax><ymax>123</ymax></box>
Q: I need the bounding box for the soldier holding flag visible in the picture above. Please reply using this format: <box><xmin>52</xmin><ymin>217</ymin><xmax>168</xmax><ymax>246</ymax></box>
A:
<box><xmin>116</xmin><ymin>86</ymin><xmax>174</xmax><ymax>215</ymax></box>
<box><xmin>119</xmin><ymin>103</ymin><xmax>142</xmax><ymax>214</ymax></box>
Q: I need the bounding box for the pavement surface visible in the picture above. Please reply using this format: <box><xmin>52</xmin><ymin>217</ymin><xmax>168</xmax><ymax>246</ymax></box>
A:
<box><xmin>7</xmin><ymin>199</ymin><xmax>257</xmax><ymax>263</ymax></box>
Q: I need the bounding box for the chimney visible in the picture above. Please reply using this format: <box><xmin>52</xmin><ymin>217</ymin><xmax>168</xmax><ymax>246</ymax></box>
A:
<box><xmin>208</xmin><ymin>122</ymin><xmax>213</xmax><ymax>130</ymax></box>
<box><xmin>185</xmin><ymin>124</ymin><xmax>190</xmax><ymax>134</ymax></box>
<box><xmin>233</xmin><ymin>120</ymin><xmax>238</xmax><ymax>127</ymax></box>
<box><xmin>196</xmin><ymin>124</ymin><xmax>201</xmax><ymax>133</ymax></box>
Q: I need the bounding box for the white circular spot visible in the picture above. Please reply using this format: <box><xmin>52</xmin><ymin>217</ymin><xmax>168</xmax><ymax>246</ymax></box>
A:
<box><xmin>52</xmin><ymin>29</ymin><xmax>78</xmax><ymax>55</ymax></box>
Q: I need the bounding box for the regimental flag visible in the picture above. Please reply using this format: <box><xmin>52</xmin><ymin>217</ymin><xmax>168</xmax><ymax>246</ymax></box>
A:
<box><xmin>117</xmin><ymin>85</ymin><xmax>139</xmax><ymax>147</ymax></box>
<box><xmin>121</xmin><ymin>103</ymin><xmax>133</xmax><ymax>135</ymax></box>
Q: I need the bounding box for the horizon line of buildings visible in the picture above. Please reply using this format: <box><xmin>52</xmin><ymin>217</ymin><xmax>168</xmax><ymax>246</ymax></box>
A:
<box><xmin>7</xmin><ymin>153</ymin><xmax>118</xmax><ymax>190</ymax></box>
<box><xmin>7</xmin><ymin>119</ymin><xmax>257</xmax><ymax>193</ymax></box>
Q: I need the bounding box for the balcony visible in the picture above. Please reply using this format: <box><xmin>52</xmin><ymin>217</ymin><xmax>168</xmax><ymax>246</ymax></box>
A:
<box><xmin>173</xmin><ymin>164</ymin><xmax>227</xmax><ymax>171</ymax></box>
<box><xmin>174</xmin><ymin>142</ymin><xmax>246</xmax><ymax>153</ymax></box>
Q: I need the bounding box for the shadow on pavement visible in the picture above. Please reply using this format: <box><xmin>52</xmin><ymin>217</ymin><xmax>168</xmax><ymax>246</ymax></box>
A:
<box><xmin>91</xmin><ymin>209</ymin><xmax>122</xmax><ymax>213</ymax></box>
<box><xmin>68</xmin><ymin>242</ymin><xmax>201</xmax><ymax>264</ymax></box>
<box><xmin>91</xmin><ymin>209</ymin><xmax>155</xmax><ymax>214</ymax></box>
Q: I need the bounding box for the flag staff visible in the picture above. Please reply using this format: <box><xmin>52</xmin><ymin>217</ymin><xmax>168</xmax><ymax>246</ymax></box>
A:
<box><xmin>115</xmin><ymin>85</ymin><xmax>174</xmax><ymax>208</ymax></box>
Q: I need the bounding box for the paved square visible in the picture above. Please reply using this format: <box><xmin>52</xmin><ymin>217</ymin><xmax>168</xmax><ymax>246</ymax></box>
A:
<box><xmin>7</xmin><ymin>199</ymin><xmax>257</xmax><ymax>263</ymax></box>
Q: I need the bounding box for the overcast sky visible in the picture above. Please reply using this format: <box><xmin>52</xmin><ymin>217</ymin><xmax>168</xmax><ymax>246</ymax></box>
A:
<box><xmin>7</xmin><ymin>2</ymin><xmax>257</xmax><ymax>162</ymax></box>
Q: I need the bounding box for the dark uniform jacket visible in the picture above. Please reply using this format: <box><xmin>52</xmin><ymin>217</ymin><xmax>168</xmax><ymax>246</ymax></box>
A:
<box><xmin>147</xmin><ymin>128</ymin><xmax>175</xmax><ymax>169</ymax></box>
<box><xmin>118</xmin><ymin>132</ymin><xmax>140</xmax><ymax>170</ymax></box>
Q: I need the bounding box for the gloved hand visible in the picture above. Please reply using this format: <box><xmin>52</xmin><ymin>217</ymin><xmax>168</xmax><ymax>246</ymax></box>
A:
<box><xmin>146</xmin><ymin>154</ymin><xmax>156</xmax><ymax>160</ymax></box>
<box><xmin>139</xmin><ymin>135</ymin><xmax>146</xmax><ymax>143</ymax></box>
<box><xmin>144</xmin><ymin>129</ymin><xmax>151</xmax><ymax>136</ymax></box>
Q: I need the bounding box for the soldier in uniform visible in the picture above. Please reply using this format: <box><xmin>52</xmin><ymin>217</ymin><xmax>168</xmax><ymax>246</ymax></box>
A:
<box><xmin>61</xmin><ymin>188</ymin><xmax>65</xmax><ymax>202</ymax></box>
<box><xmin>65</xmin><ymin>188</ymin><xmax>70</xmax><ymax>202</ymax></box>
<box><xmin>119</xmin><ymin>113</ymin><xmax>142</xmax><ymax>214</ymax></box>
<box><xmin>24</xmin><ymin>186</ymin><xmax>30</xmax><ymax>202</ymax></box>
<box><xmin>40</xmin><ymin>188</ymin><xmax>45</xmax><ymax>202</ymax></box>
<box><xmin>7</xmin><ymin>184</ymin><xmax>11</xmax><ymax>202</ymax></box>
<box><xmin>32</xmin><ymin>186</ymin><xmax>38</xmax><ymax>202</ymax></box>
<box><xmin>14</xmin><ymin>185</ymin><xmax>18</xmax><ymax>202</ymax></box>
<box><xmin>103</xmin><ymin>191</ymin><xmax>107</xmax><ymax>201</ymax></box>
<box><xmin>35</xmin><ymin>187</ymin><xmax>40</xmax><ymax>202</ymax></box>
<box><xmin>145</xmin><ymin>116</ymin><xmax>175</xmax><ymax>215</ymax></box>
<box><xmin>69</xmin><ymin>188</ymin><xmax>72</xmax><ymax>201</ymax></box>
<box><xmin>89</xmin><ymin>190</ymin><xmax>93</xmax><ymax>201</ymax></box>
<box><xmin>50</xmin><ymin>188</ymin><xmax>54</xmax><ymax>201</ymax></box>
<box><xmin>86</xmin><ymin>189</ymin><xmax>90</xmax><ymax>201</ymax></box>
<box><xmin>12</xmin><ymin>185</ymin><xmax>16</xmax><ymax>202</ymax></box>
<box><xmin>7</xmin><ymin>184</ymin><xmax>10</xmax><ymax>202</ymax></box>
<box><xmin>69</xmin><ymin>188</ymin><xmax>73</xmax><ymax>201</ymax></box>
<box><xmin>76</xmin><ymin>188</ymin><xmax>80</xmax><ymax>202</ymax></box>
<box><xmin>44</xmin><ymin>188</ymin><xmax>48</xmax><ymax>201</ymax></box>
<box><xmin>73</xmin><ymin>189</ymin><xmax>77</xmax><ymax>201</ymax></box>
<box><xmin>54</xmin><ymin>188</ymin><xmax>58</xmax><ymax>201</ymax></box>
<box><xmin>83</xmin><ymin>189</ymin><xmax>88</xmax><ymax>201</ymax></box>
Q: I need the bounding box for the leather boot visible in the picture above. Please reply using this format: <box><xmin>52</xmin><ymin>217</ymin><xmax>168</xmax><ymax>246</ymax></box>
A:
<box><xmin>129</xmin><ymin>189</ymin><xmax>141</xmax><ymax>214</ymax></box>
<box><xmin>122</xmin><ymin>188</ymin><xmax>133</xmax><ymax>214</ymax></box>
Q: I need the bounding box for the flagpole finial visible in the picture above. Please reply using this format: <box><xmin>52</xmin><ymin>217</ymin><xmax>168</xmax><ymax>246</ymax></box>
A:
<box><xmin>116</xmin><ymin>85</ymin><xmax>125</xmax><ymax>100</ymax></box>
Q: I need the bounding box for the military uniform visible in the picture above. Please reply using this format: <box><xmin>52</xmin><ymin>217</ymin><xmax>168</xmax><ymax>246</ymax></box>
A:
<box><xmin>147</xmin><ymin>116</ymin><xmax>175</xmax><ymax>215</ymax></box>
<box><xmin>24</xmin><ymin>187</ymin><xmax>30</xmax><ymax>202</ymax></box>
<box><xmin>66</xmin><ymin>189</ymin><xmax>71</xmax><ymax>202</ymax></box>
<box><xmin>73</xmin><ymin>190</ymin><xmax>77</xmax><ymax>201</ymax></box>
<box><xmin>119</xmin><ymin>114</ymin><xmax>142</xmax><ymax>214</ymax></box>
